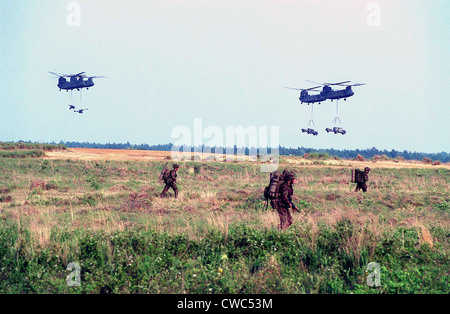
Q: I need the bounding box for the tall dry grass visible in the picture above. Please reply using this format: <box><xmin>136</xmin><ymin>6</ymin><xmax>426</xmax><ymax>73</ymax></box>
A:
<box><xmin>0</xmin><ymin>156</ymin><xmax>448</xmax><ymax>254</ymax></box>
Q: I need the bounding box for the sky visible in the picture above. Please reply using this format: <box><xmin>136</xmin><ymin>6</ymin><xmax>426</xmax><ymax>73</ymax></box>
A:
<box><xmin>0</xmin><ymin>0</ymin><xmax>449</xmax><ymax>153</ymax></box>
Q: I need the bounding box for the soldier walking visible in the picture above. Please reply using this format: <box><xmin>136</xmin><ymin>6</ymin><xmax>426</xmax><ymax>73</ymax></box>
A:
<box><xmin>160</xmin><ymin>164</ymin><xmax>180</xmax><ymax>198</ymax></box>
<box><xmin>355</xmin><ymin>167</ymin><xmax>371</xmax><ymax>193</ymax></box>
<box><xmin>274</xmin><ymin>172</ymin><xmax>298</xmax><ymax>230</ymax></box>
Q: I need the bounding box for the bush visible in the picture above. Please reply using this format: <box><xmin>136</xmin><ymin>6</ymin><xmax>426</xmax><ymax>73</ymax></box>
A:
<box><xmin>0</xmin><ymin>150</ymin><xmax>45</xmax><ymax>158</ymax></box>
<box><xmin>0</xmin><ymin>222</ymin><xmax>447</xmax><ymax>294</ymax></box>
<box><xmin>372</xmin><ymin>155</ymin><xmax>391</xmax><ymax>162</ymax></box>
<box><xmin>304</xmin><ymin>152</ymin><xmax>331</xmax><ymax>160</ymax></box>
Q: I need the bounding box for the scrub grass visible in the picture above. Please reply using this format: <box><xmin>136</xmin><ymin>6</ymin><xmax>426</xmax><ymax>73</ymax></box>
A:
<box><xmin>0</xmin><ymin>156</ymin><xmax>448</xmax><ymax>293</ymax></box>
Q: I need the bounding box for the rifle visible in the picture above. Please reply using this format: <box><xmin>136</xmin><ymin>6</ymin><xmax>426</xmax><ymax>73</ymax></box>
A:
<box><xmin>289</xmin><ymin>196</ymin><xmax>299</xmax><ymax>212</ymax></box>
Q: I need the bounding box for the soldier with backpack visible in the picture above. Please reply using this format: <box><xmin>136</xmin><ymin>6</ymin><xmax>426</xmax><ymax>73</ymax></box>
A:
<box><xmin>276</xmin><ymin>172</ymin><xmax>298</xmax><ymax>230</ymax></box>
<box><xmin>264</xmin><ymin>169</ymin><xmax>298</xmax><ymax>230</ymax></box>
<box><xmin>160</xmin><ymin>164</ymin><xmax>180</xmax><ymax>198</ymax></box>
<box><xmin>352</xmin><ymin>167</ymin><xmax>371</xmax><ymax>193</ymax></box>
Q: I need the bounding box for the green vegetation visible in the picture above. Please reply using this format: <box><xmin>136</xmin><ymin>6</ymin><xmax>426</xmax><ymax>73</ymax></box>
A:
<box><xmin>0</xmin><ymin>141</ymin><xmax>67</xmax><ymax>151</ymax></box>
<box><xmin>0</xmin><ymin>157</ymin><xmax>448</xmax><ymax>293</ymax></box>
<box><xmin>0</xmin><ymin>141</ymin><xmax>66</xmax><ymax>159</ymax></box>
<box><xmin>1</xmin><ymin>224</ymin><xmax>447</xmax><ymax>294</ymax></box>
<box><xmin>0</xmin><ymin>150</ymin><xmax>45</xmax><ymax>158</ymax></box>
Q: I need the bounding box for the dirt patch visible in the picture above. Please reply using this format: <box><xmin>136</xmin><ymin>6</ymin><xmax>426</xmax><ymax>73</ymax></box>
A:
<box><xmin>43</xmin><ymin>148</ymin><xmax>449</xmax><ymax>171</ymax></box>
<box><xmin>44</xmin><ymin>148</ymin><xmax>172</xmax><ymax>161</ymax></box>
<box><xmin>285</xmin><ymin>157</ymin><xmax>450</xmax><ymax>170</ymax></box>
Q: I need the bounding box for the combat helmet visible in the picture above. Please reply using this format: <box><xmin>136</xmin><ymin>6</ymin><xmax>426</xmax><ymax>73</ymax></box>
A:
<box><xmin>283</xmin><ymin>171</ymin><xmax>295</xmax><ymax>182</ymax></box>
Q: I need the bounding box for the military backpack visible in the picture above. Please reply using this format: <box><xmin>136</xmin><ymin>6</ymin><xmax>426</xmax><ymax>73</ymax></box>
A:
<box><xmin>351</xmin><ymin>169</ymin><xmax>364</xmax><ymax>183</ymax></box>
<box><xmin>265</xmin><ymin>171</ymin><xmax>283</xmax><ymax>199</ymax></box>
<box><xmin>159</xmin><ymin>163</ymin><xmax>170</xmax><ymax>181</ymax></box>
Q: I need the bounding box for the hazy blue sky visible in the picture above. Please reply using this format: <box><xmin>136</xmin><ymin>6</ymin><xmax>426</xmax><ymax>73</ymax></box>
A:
<box><xmin>1</xmin><ymin>0</ymin><xmax>448</xmax><ymax>153</ymax></box>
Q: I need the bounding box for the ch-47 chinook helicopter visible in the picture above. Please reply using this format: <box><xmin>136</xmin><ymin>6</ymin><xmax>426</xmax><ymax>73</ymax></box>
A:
<box><xmin>49</xmin><ymin>72</ymin><xmax>105</xmax><ymax>91</ymax></box>
<box><xmin>285</xmin><ymin>80</ymin><xmax>365</xmax><ymax>136</ymax></box>
<box><xmin>306</xmin><ymin>80</ymin><xmax>365</xmax><ymax>102</ymax></box>
<box><xmin>50</xmin><ymin>71</ymin><xmax>105</xmax><ymax>114</ymax></box>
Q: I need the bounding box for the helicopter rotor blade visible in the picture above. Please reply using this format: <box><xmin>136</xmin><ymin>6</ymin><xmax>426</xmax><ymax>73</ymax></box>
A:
<box><xmin>49</xmin><ymin>71</ymin><xmax>69</xmax><ymax>77</ymax></box>
<box><xmin>304</xmin><ymin>86</ymin><xmax>322</xmax><ymax>91</ymax></box>
<box><xmin>63</xmin><ymin>72</ymin><xmax>86</xmax><ymax>77</ymax></box>
<box><xmin>79</xmin><ymin>74</ymin><xmax>106</xmax><ymax>78</ymax></box>
<box><xmin>308</xmin><ymin>80</ymin><xmax>352</xmax><ymax>86</ymax></box>
<box><xmin>324</xmin><ymin>81</ymin><xmax>352</xmax><ymax>86</ymax></box>
<box><xmin>283</xmin><ymin>85</ymin><xmax>321</xmax><ymax>91</ymax></box>
<box><xmin>339</xmin><ymin>83</ymin><xmax>366</xmax><ymax>87</ymax></box>
<box><xmin>306</xmin><ymin>80</ymin><xmax>324</xmax><ymax>85</ymax></box>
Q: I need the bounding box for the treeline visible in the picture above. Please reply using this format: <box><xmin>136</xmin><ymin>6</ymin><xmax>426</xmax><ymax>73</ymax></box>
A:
<box><xmin>0</xmin><ymin>141</ymin><xmax>66</xmax><ymax>151</ymax></box>
<box><xmin>63</xmin><ymin>141</ymin><xmax>172</xmax><ymax>152</ymax></box>
<box><xmin>279</xmin><ymin>147</ymin><xmax>450</xmax><ymax>163</ymax></box>
<box><xmin>0</xmin><ymin>141</ymin><xmax>66</xmax><ymax>159</ymax></box>
<box><xmin>59</xmin><ymin>141</ymin><xmax>450</xmax><ymax>163</ymax></box>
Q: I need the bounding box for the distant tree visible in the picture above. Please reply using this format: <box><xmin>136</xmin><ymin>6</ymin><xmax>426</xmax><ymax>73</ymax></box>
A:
<box><xmin>52</xmin><ymin>141</ymin><xmax>449</xmax><ymax>162</ymax></box>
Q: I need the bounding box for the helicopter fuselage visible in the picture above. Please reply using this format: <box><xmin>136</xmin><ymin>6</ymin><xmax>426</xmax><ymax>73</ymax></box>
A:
<box><xmin>320</xmin><ymin>86</ymin><xmax>354</xmax><ymax>100</ymax></box>
<box><xmin>299</xmin><ymin>90</ymin><xmax>327</xmax><ymax>104</ymax></box>
<box><xmin>57</xmin><ymin>77</ymin><xmax>95</xmax><ymax>91</ymax></box>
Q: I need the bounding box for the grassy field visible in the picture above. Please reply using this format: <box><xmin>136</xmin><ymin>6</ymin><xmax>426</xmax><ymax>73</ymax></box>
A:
<box><xmin>0</xmin><ymin>150</ymin><xmax>448</xmax><ymax>293</ymax></box>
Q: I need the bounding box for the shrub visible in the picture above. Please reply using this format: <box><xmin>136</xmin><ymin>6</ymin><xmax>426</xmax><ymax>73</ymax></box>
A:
<box><xmin>0</xmin><ymin>150</ymin><xmax>45</xmax><ymax>158</ymax></box>
<box><xmin>372</xmin><ymin>155</ymin><xmax>390</xmax><ymax>162</ymax></box>
<box><xmin>304</xmin><ymin>152</ymin><xmax>331</xmax><ymax>160</ymax></box>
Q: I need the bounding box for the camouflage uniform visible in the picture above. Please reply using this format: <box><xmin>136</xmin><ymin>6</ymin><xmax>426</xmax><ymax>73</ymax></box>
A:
<box><xmin>160</xmin><ymin>164</ymin><xmax>179</xmax><ymax>198</ymax></box>
<box><xmin>355</xmin><ymin>167</ymin><xmax>370</xmax><ymax>193</ymax></box>
<box><xmin>274</xmin><ymin>173</ymin><xmax>297</xmax><ymax>230</ymax></box>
